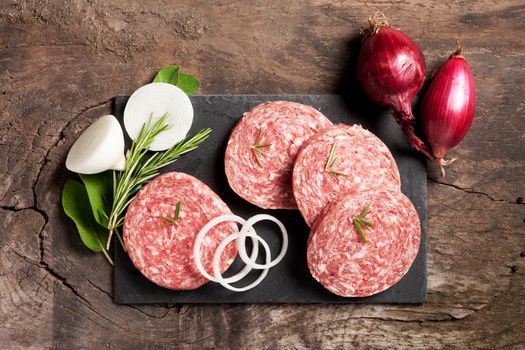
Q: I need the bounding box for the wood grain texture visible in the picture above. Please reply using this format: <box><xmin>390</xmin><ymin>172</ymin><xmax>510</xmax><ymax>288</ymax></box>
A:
<box><xmin>0</xmin><ymin>0</ymin><xmax>523</xmax><ymax>349</ymax></box>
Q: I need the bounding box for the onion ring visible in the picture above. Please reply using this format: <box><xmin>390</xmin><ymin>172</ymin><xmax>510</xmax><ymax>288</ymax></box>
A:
<box><xmin>237</xmin><ymin>214</ymin><xmax>288</xmax><ymax>269</ymax></box>
<box><xmin>193</xmin><ymin>214</ymin><xmax>258</xmax><ymax>283</ymax></box>
<box><xmin>194</xmin><ymin>213</ymin><xmax>288</xmax><ymax>292</ymax></box>
<box><xmin>212</xmin><ymin>231</ymin><xmax>271</xmax><ymax>292</ymax></box>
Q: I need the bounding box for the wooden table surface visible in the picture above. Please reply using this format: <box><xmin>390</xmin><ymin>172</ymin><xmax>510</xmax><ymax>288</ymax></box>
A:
<box><xmin>1</xmin><ymin>1</ymin><xmax>524</xmax><ymax>349</ymax></box>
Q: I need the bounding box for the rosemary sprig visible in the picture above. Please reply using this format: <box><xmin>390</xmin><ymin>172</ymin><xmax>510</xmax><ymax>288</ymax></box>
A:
<box><xmin>106</xmin><ymin>113</ymin><xmax>211</xmax><ymax>249</ymax></box>
<box><xmin>325</xmin><ymin>142</ymin><xmax>348</xmax><ymax>178</ymax></box>
<box><xmin>160</xmin><ymin>200</ymin><xmax>182</xmax><ymax>226</ymax></box>
<box><xmin>352</xmin><ymin>203</ymin><xmax>373</xmax><ymax>243</ymax></box>
<box><xmin>250</xmin><ymin>127</ymin><xmax>272</xmax><ymax>167</ymax></box>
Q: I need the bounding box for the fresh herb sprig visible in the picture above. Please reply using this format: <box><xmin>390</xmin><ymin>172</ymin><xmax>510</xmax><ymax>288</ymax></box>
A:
<box><xmin>106</xmin><ymin>114</ymin><xmax>211</xmax><ymax>249</ymax></box>
<box><xmin>325</xmin><ymin>142</ymin><xmax>348</xmax><ymax>178</ymax></box>
<box><xmin>159</xmin><ymin>200</ymin><xmax>182</xmax><ymax>226</ymax></box>
<box><xmin>352</xmin><ymin>203</ymin><xmax>373</xmax><ymax>243</ymax></box>
<box><xmin>250</xmin><ymin>128</ymin><xmax>272</xmax><ymax>167</ymax></box>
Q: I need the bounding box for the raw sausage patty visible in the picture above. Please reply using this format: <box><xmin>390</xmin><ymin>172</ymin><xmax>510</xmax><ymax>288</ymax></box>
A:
<box><xmin>292</xmin><ymin>124</ymin><xmax>400</xmax><ymax>227</ymax></box>
<box><xmin>123</xmin><ymin>172</ymin><xmax>237</xmax><ymax>290</ymax></box>
<box><xmin>225</xmin><ymin>101</ymin><xmax>333</xmax><ymax>209</ymax></box>
<box><xmin>307</xmin><ymin>189</ymin><xmax>421</xmax><ymax>297</ymax></box>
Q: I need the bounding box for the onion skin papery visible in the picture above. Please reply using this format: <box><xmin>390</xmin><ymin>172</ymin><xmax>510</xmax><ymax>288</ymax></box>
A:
<box><xmin>357</xmin><ymin>14</ymin><xmax>433</xmax><ymax>159</ymax></box>
<box><xmin>421</xmin><ymin>47</ymin><xmax>476</xmax><ymax>177</ymax></box>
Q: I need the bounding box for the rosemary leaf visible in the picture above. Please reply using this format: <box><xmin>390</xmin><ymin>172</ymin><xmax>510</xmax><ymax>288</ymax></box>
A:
<box><xmin>361</xmin><ymin>203</ymin><xmax>371</xmax><ymax>217</ymax></box>
<box><xmin>325</xmin><ymin>141</ymin><xmax>348</xmax><ymax>177</ymax></box>
<box><xmin>360</xmin><ymin>219</ymin><xmax>374</xmax><ymax>228</ymax></box>
<box><xmin>353</xmin><ymin>218</ymin><xmax>367</xmax><ymax>244</ymax></box>
<box><xmin>160</xmin><ymin>216</ymin><xmax>179</xmax><ymax>225</ymax></box>
<box><xmin>330</xmin><ymin>170</ymin><xmax>348</xmax><ymax>177</ymax></box>
<box><xmin>352</xmin><ymin>203</ymin><xmax>373</xmax><ymax>243</ymax></box>
<box><xmin>325</xmin><ymin>142</ymin><xmax>337</xmax><ymax>171</ymax></box>
<box><xmin>253</xmin><ymin>148</ymin><xmax>263</xmax><ymax>167</ymax></box>
<box><xmin>254</xmin><ymin>148</ymin><xmax>269</xmax><ymax>157</ymax></box>
<box><xmin>251</xmin><ymin>127</ymin><xmax>271</xmax><ymax>167</ymax></box>
<box><xmin>174</xmin><ymin>200</ymin><xmax>181</xmax><ymax>221</ymax></box>
<box><xmin>254</xmin><ymin>127</ymin><xmax>262</xmax><ymax>145</ymax></box>
<box><xmin>329</xmin><ymin>155</ymin><xmax>338</xmax><ymax>169</ymax></box>
<box><xmin>159</xmin><ymin>200</ymin><xmax>182</xmax><ymax>226</ymax></box>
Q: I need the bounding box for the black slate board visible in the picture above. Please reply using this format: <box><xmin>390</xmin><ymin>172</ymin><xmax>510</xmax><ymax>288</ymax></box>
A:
<box><xmin>113</xmin><ymin>94</ymin><xmax>427</xmax><ymax>304</ymax></box>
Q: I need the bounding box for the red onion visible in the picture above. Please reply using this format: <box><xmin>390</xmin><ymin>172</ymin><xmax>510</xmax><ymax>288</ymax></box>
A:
<box><xmin>421</xmin><ymin>46</ymin><xmax>476</xmax><ymax>177</ymax></box>
<box><xmin>357</xmin><ymin>13</ymin><xmax>433</xmax><ymax>158</ymax></box>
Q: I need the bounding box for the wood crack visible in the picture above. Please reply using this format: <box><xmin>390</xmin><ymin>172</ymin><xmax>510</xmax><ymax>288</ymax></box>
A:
<box><xmin>81</xmin><ymin>274</ymin><xmax>113</xmax><ymax>299</ymax></box>
<box><xmin>183</xmin><ymin>333</ymin><xmax>215</xmax><ymax>346</ymax></box>
<box><xmin>429</xmin><ymin>178</ymin><xmax>524</xmax><ymax>205</ymax></box>
<box><xmin>3</xmin><ymin>242</ymin><xmax>40</xmax><ymax>266</ymax></box>
<box><xmin>17</xmin><ymin>265</ymin><xmax>37</xmax><ymax>291</ymax></box>
<box><xmin>125</xmin><ymin>304</ymin><xmax>176</xmax><ymax>319</ymax></box>
<box><xmin>345</xmin><ymin>313</ymin><xmax>462</xmax><ymax>324</ymax></box>
<box><xmin>9</xmin><ymin>42</ymin><xmax>88</xmax><ymax>49</ymax></box>
<box><xmin>67</xmin><ymin>260</ymin><xmax>114</xmax><ymax>300</ymax></box>
<box><xmin>39</xmin><ymin>259</ymin><xmax>90</xmax><ymax>304</ymax></box>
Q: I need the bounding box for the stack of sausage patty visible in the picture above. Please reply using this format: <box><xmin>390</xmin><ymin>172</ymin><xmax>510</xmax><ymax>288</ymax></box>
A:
<box><xmin>225</xmin><ymin>101</ymin><xmax>421</xmax><ymax>297</ymax></box>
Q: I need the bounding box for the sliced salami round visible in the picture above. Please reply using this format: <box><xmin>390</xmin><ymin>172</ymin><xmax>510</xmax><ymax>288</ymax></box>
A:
<box><xmin>307</xmin><ymin>189</ymin><xmax>421</xmax><ymax>297</ymax></box>
<box><xmin>225</xmin><ymin>101</ymin><xmax>333</xmax><ymax>209</ymax></box>
<box><xmin>292</xmin><ymin>124</ymin><xmax>400</xmax><ymax>227</ymax></box>
<box><xmin>123</xmin><ymin>172</ymin><xmax>237</xmax><ymax>290</ymax></box>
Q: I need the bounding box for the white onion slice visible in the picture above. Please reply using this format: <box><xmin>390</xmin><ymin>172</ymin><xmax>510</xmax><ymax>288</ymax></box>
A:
<box><xmin>193</xmin><ymin>215</ymin><xmax>259</xmax><ymax>283</ymax></box>
<box><xmin>237</xmin><ymin>214</ymin><xmax>288</xmax><ymax>269</ymax></box>
<box><xmin>123</xmin><ymin>83</ymin><xmax>193</xmax><ymax>151</ymax></box>
<box><xmin>66</xmin><ymin>114</ymin><xmax>126</xmax><ymax>174</ymax></box>
<box><xmin>212</xmin><ymin>232</ymin><xmax>271</xmax><ymax>292</ymax></box>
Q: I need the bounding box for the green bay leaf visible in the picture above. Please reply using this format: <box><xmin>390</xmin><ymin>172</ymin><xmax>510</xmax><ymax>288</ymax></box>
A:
<box><xmin>80</xmin><ymin>171</ymin><xmax>113</xmax><ymax>227</ymax></box>
<box><xmin>175</xmin><ymin>73</ymin><xmax>200</xmax><ymax>95</ymax></box>
<box><xmin>152</xmin><ymin>65</ymin><xmax>200</xmax><ymax>95</ymax></box>
<box><xmin>153</xmin><ymin>65</ymin><xmax>180</xmax><ymax>84</ymax></box>
<box><xmin>62</xmin><ymin>180</ymin><xmax>108</xmax><ymax>252</ymax></box>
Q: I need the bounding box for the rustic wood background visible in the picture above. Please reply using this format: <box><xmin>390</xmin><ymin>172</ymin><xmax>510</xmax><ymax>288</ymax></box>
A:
<box><xmin>1</xmin><ymin>1</ymin><xmax>524</xmax><ymax>349</ymax></box>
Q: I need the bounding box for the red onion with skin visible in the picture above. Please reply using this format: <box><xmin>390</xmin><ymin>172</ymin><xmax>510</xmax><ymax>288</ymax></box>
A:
<box><xmin>421</xmin><ymin>46</ymin><xmax>476</xmax><ymax>177</ymax></box>
<box><xmin>357</xmin><ymin>13</ymin><xmax>433</xmax><ymax>158</ymax></box>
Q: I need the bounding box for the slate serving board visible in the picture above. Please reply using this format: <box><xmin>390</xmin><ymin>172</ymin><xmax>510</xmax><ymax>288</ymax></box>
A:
<box><xmin>113</xmin><ymin>94</ymin><xmax>427</xmax><ymax>304</ymax></box>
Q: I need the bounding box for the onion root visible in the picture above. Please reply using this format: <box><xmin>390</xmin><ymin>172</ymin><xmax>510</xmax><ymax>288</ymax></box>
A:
<box><xmin>450</xmin><ymin>41</ymin><xmax>464</xmax><ymax>58</ymax></box>
<box><xmin>362</xmin><ymin>11</ymin><xmax>389</xmax><ymax>39</ymax></box>
<box><xmin>437</xmin><ymin>157</ymin><xmax>458</xmax><ymax>178</ymax></box>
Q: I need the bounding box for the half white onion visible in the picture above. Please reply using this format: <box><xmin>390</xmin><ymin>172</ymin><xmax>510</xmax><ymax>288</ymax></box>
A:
<box><xmin>66</xmin><ymin>114</ymin><xmax>126</xmax><ymax>174</ymax></box>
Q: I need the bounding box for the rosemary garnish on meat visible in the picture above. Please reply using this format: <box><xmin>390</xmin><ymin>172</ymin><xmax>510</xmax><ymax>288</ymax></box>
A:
<box><xmin>160</xmin><ymin>200</ymin><xmax>181</xmax><ymax>225</ymax></box>
<box><xmin>250</xmin><ymin>127</ymin><xmax>272</xmax><ymax>167</ymax></box>
<box><xmin>325</xmin><ymin>142</ymin><xmax>348</xmax><ymax>178</ymax></box>
<box><xmin>352</xmin><ymin>203</ymin><xmax>373</xmax><ymax>243</ymax></box>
